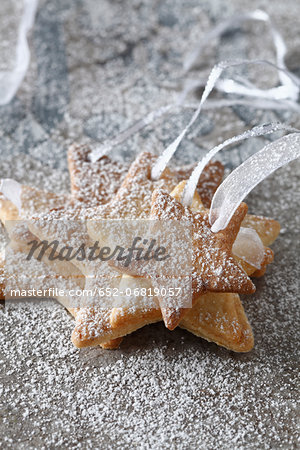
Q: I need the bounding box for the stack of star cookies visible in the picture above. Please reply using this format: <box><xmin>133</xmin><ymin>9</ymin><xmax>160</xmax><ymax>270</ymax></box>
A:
<box><xmin>0</xmin><ymin>146</ymin><xmax>280</xmax><ymax>352</ymax></box>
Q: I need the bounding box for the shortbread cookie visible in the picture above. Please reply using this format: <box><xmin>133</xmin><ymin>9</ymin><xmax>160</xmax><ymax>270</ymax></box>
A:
<box><xmin>3</xmin><ymin>197</ymin><xmax>271</xmax><ymax>353</ymax></box>
<box><xmin>113</xmin><ymin>188</ymin><xmax>255</xmax><ymax>329</ymax></box>
<box><xmin>1</xmin><ymin>153</ymin><xmax>192</xmax><ymax>345</ymax></box>
<box><xmin>179</xmin><ymin>292</ymin><xmax>254</xmax><ymax>352</ymax></box>
<box><xmin>72</xmin><ymin>275</ymin><xmax>254</xmax><ymax>352</ymax></box>
<box><xmin>68</xmin><ymin>144</ymin><xmax>130</xmax><ymax>206</ymax></box>
<box><xmin>1</xmin><ymin>153</ymin><xmax>226</xmax><ymax>348</ymax></box>
<box><xmin>86</xmin><ymin>151</ymin><xmax>226</xmax><ymax>330</ymax></box>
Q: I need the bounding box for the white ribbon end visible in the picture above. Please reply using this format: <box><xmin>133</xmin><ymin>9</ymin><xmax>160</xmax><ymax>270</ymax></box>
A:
<box><xmin>210</xmin><ymin>219</ymin><xmax>222</xmax><ymax>234</ymax></box>
<box><xmin>0</xmin><ymin>178</ymin><xmax>23</xmax><ymax>212</ymax></box>
<box><xmin>232</xmin><ymin>227</ymin><xmax>265</xmax><ymax>269</ymax></box>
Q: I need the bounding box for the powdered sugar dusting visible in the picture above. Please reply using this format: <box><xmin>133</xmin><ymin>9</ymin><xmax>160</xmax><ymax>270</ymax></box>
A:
<box><xmin>0</xmin><ymin>289</ymin><xmax>298</xmax><ymax>448</ymax></box>
<box><xmin>0</xmin><ymin>0</ymin><xmax>299</xmax><ymax>445</ymax></box>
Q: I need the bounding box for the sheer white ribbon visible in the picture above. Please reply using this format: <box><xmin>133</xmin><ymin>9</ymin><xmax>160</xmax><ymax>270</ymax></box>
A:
<box><xmin>209</xmin><ymin>133</ymin><xmax>300</xmax><ymax>233</ymax></box>
<box><xmin>0</xmin><ymin>0</ymin><xmax>38</xmax><ymax>105</ymax></box>
<box><xmin>181</xmin><ymin>122</ymin><xmax>299</xmax><ymax>207</ymax></box>
<box><xmin>0</xmin><ymin>179</ymin><xmax>22</xmax><ymax>212</ymax></box>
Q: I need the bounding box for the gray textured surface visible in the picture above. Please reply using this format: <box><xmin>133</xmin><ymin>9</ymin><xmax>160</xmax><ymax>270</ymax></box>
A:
<box><xmin>0</xmin><ymin>0</ymin><xmax>299</xmax><ymax>448</ymax></box>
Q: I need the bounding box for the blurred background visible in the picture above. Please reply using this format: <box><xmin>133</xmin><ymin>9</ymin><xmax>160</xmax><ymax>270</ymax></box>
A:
<box><xmin>1</xmin><ymin>0</ymin><xmax>299</xmax><ymax>175</ymax></box>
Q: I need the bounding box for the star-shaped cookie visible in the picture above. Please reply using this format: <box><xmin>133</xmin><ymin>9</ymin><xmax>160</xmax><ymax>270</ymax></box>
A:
<box><xmin>82</xmin><ymin>182</ymin><xmax>277</xmax><ymax>350</ymax></box>
<box><xmin>112</xmin><ymin>187</ymin><xmax>255</xmax><ymax>329</ymax></box>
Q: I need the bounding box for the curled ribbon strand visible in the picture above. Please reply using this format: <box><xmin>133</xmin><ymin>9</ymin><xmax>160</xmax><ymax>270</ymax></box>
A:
<box><xmin>184</xmin><ymin>9</ymin><xmax>300</xmax><ymax>92</ymax></box>
<box><xmin>91</xmin><ymin>10</ymin><xmax>300</xmax><ymax>165</ymax></box>
<box><xmin>151</xmin><ymin>10</ymin><xmax>299</xmax><ymax>177</ymax></box>
<box><xmin>0</xmin><ymin>0</ymin><xmax>38</xmax><ymax>106</ymax></box>
<box><xmin>150</xmin><ymin>59</ymin><xmax>300</xmax><ymax>181</ymax></box>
